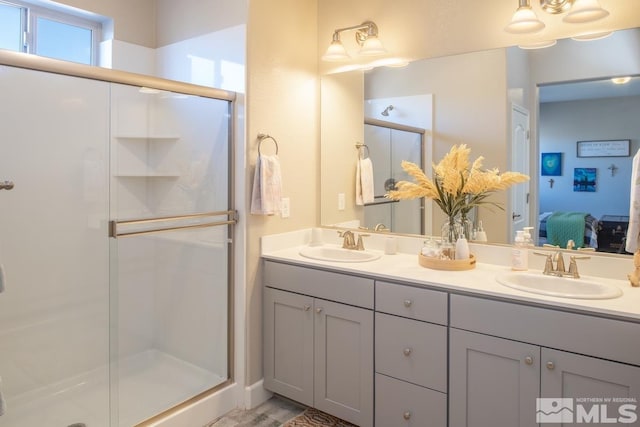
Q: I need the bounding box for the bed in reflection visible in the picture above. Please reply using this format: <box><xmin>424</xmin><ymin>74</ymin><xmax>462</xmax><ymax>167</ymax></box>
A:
<box><xmin>538</xmin><ymin>212</ymin><xmax>600</xmax><ymax>249</ymax></box>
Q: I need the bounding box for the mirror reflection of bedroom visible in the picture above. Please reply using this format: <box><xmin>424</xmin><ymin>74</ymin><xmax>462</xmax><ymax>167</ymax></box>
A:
<box><xmin>538</xmin><ymin>75</ymin><xmax>640</xmax><ymax>254</ymax></box>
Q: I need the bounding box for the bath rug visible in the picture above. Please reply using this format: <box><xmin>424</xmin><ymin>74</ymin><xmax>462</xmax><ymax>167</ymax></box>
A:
<box><xmin>282</xmin><ymin>407</ymin><xmax>356</xmax><ymax>427</ymax></box>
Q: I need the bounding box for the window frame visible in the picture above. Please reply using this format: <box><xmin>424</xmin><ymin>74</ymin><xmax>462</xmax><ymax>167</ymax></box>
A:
<box><xmin>0</xmin><ymin>0</ymin><xmax>102</xmax><ymax>65</ymax></box>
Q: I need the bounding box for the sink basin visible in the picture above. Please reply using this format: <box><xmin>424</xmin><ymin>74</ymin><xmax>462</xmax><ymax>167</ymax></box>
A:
<box><xmin>496</xmin><ymin>272</ymin><xmax>623</xmax><ymax>300</ymax></box>
<box><xmin>299</xmin><ymin>245</ymin><xmax>381</xmax><ymax>263</ymax></box>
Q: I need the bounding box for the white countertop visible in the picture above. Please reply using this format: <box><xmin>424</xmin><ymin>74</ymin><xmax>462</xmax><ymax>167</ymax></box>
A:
<box><xmin>261</xmin><ymin>228</ymin><xmax>640</xmax><ymax>321</ymax></box>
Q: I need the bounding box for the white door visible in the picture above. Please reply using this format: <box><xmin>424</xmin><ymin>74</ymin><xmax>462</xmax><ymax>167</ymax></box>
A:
<box><xmin>510</xmin><ymin>104</ymin><xmax>531</xmax><ymax>242</ymax></box>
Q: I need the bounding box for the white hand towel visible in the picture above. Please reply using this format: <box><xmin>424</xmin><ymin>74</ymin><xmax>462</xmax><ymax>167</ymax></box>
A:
<box><xmin>0</xmin><ymin>376</ymin><xmax>6</xmax><ymax>416</ymax></box>
<box><xmin>356</xmin><ymin>157</ymin><xmax>375</xmax><ymax>206</ymax></box>
<box><xmin>0</xmin><ymin>264</ymin><xmax>4</xmax><ymax>294</ymax></box>
<box><xmin>250</xmin><ymin>154</ymin><xmax>283</xmax><ymax>216</ymax></box>
<box><xmin>626</xmin><ymin>149</ymin><xmax>640</xmax><ymax>252</ymax></box>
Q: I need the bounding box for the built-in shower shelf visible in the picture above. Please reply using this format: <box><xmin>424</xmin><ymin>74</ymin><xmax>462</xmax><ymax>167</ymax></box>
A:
<box><xmin>114</xmin><ymin>135</ymin><xmax>181</xmax><ymax>141</ymax></box>
<box><xmin>114</xmin><ymin>173</ymin><xmax>180</xmax><ymax>178</ymax></box>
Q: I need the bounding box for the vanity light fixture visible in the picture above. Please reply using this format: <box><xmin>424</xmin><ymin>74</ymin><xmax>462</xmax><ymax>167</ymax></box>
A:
<box><xmin>563</xmin><ymin>0</ymin><xmax>609</xmax><ymax>23</ymax></box>
<box><xmin>571</xmin><ymin>30</ymin><xmax>613</xmax><ymax>41</ymax></box>
<box><xmin>321</xmin><ymin>21</ymin><xmax>387</xmax><ymax>62</ymax></box>
<box><xmin>518</xmin><ymin>39</ymin><xmax>558</xmax><ymax>49</ymax></box>
<box><xmin>322</xmin><ymin>32</ymin><xmax>350</xmax><ymax>61</ymax></box>
<box><xmin>506</xmin><ymin>0</ymin><xmax>610</xmax><ymax>35</ymax></box>
<box><xmin>505</xmin><ymin>0</ymin><xmax>546</xmax><ymax>34</ymax></box>
<box><xmin>540</xmin><ymin>0</ymin><xmax>573</xmax><ymax>14</ymax></box>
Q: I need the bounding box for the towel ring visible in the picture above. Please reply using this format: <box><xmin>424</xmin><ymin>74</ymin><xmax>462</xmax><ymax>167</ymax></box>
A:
<box><xmin>356</xmin><ymin>143</ymin><xmax>370</xmax><ymax>159</ymax></box>
<box><xmin>258</xmin><ymin>133</ymin><xmax>279</xmax><ymax>155</ymax></box>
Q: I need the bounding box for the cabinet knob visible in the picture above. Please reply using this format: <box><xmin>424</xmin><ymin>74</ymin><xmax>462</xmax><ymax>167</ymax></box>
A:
<box><xmin>403</xmin><ymin>299</ymin><xmax>413</xmax><ymax>308</ymax></box>
<box><xmin>403</xmin><ymin>348</ymin><xmax>413</xmax><ymax>357</ymax></box>
<box><xmin>316</xmin><ymin>307</ymin><xmax>323</xmax><ymax>314</ymax></box>
<box><xmin>303</xmin><ymin>305</ymin><xmax>311</xmax><ymax>311</ymax></box>
<box><xmin>403</xmin><ymin>411</ymin><xmax>412</xmax><ymax>420</ymax></box>
<box><xmin>524</xmin><ymin>356</ymin><xmax>534</xmax><ymax>365</ymax></box>
<box><xmin>546</xmin><ymin>361</ymin><xmax>555</xmax><ymax>370</ymax></box>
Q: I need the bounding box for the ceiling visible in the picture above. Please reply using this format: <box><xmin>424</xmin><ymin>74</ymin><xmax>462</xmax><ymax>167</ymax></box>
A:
<box><xmin>539</xmin><ymin>75</ymin><xmax>640</xmax><ymax>103</ymax></box>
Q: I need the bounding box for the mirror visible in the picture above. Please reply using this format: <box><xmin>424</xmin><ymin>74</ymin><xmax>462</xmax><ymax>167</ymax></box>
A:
<box><xmin>320</xmin><ymin>27</ymin><xmax>640</xmax><ymax>254</ymax></box>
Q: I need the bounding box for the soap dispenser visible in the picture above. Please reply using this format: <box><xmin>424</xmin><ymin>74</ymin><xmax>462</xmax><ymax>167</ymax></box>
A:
<box><xmin>523</xmin><ymin>226</ymin><xmax>534</xmax><ymax>247</ymax></box>
<box><xmin>474</xmin><ymin>221</ymin><xmax>487</xmax><ymax>242</ymax></box>
<box><xmin>511</xmin><ymin>230</ymin><xmax>528</xmax><ymax>271</ymax></box>
<box><xmin>455</xmin><ymin>232</ymin><xmax>470</xmax><ymax>260</ymax></box>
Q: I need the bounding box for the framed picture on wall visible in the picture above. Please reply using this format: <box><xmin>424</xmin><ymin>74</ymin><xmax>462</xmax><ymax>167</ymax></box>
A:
<box><xmin>541</xmin><ymin>152</ymin><xmax>562</xmax><ymax>176</ymax></box>
<box><xmin>576</xmin><ymin>140</ymin><xmax>630</xmax><ymax>157</ymax></box>
<box><xmin>573</xmin><ymin>168</ymin><xmax>597</xmax><ymax>192</ymax></box>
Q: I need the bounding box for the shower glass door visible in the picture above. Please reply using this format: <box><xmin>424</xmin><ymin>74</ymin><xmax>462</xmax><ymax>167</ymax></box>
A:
<box><xmin>363</xmin><ymin>123</ymin><xmax>424</xmax><ymax>234</ymax></box>
<box><xmin>0</xmin><ymin>66</ymin><xmax>111</xmax><ymax>426</ymax></box>
<box><xmin>109</xmin><ymin>84</ymin><xmax>233</xmax><ymax>426</ymax></box>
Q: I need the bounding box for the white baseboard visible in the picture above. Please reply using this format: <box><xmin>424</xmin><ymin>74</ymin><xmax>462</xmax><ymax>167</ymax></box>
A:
<box><xmin>244</xmin><ymin>379</ymin><xmax>273</xmax><ymax>410</ymax></box>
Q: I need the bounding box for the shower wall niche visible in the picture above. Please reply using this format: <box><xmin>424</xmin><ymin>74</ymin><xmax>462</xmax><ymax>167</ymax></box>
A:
<box><xmin>0</xmin><ymin>62</ymin><xmax>234</xmax><ymax>427</ymax></box>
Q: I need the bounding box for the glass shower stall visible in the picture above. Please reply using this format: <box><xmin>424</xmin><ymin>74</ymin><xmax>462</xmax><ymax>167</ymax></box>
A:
<box><xmin>363</xmin><ymin>119</ymin><xmax>425</xmax><ymax>235</ymax></box>
<box><xmin>0</xmin><ymin>53</ymin><xmax>234</xmax><ymax>426</ymax></box>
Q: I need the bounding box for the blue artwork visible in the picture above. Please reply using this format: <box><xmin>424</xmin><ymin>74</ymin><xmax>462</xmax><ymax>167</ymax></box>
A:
<box><xmin>541</xmin><ymin>152</ymin><xmax>562</xmax><ymax>176</ymax></box>
<box><xmin>573</xmin><ymin>168</ymin><xmax>597</xmax><ymax>192</ymax></box>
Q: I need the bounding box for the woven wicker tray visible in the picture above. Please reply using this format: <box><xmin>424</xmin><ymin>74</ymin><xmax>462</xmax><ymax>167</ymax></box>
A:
<box><xmin>418</xmin><ymin>252</ymin><xmax>476</xmax><ymax>271</ymax></box>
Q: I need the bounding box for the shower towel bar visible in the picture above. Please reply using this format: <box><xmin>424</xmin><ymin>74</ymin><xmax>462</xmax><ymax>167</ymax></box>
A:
<box><xmin>355</xmin><ymin>142</ymin><xmax>370</xmax><ymax>159</ymax></box>
<box><xmin>257</xmin><ymin>133</ymin><xmax>279</xmax><ymax>155</ymax></box>
<box><xmin>110</xmin><ymin>210</ymin><xmax>237</xmax><ymax>238</ymax></box>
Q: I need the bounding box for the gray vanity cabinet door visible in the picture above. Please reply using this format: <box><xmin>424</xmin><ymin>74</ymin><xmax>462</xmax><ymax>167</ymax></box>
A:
<box><xmin>376</xmin><ymin>373</ymin><xmax>447</xmax><ymax>427</ymax></box>
<box><xmin>449</xmin><ymin>328</ymin><xmax>540</xmax><ymax>427</ymax></box>
<box><xmin>263</xmin><ymin>287</ymin><xmax>314</xmax><ymax>406</ymax></box>
<box><xmin>314</xmin><ymin>299</ymin><xmax>374</xmax><ymax>427</ymax></box>
<box><xmin>541</xmin><ymin>348</ymin><xmax>640</xmax><ymax>422</ymax></box>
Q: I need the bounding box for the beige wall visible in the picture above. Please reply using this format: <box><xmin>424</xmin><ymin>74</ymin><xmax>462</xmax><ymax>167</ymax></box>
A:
<box><xmin>156</xmin><ymin>0</ymin><xmax>248</xmax><ymax>47</ymax></box>
<box><xmin>245</xmin><ymin>0</ymin><xmax>319</xmax><ymax>385</ymax></box>
<box><xmin>320</xmin><ymin>72</ymin><xmax>364</xmax><ymax>226</ymax></box>
<box><xmin>56</xmin><ymin>0</ymin><xmax>156</xmax><ymax>47</ymax></box>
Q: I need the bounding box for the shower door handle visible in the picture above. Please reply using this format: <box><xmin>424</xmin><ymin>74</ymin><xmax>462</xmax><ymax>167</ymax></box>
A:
<box><xmin>0</xmin><ymin>181</ymin><xmax>14</xmax><ymax>190</ymax></box>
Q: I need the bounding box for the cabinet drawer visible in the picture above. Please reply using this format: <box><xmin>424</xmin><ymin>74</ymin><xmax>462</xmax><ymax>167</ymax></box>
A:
<box><xmin>376</xmin><ymin>281</ymin><xmax>447</xmax><ymax>325</ymax></box>
<box><xmin>450</xmin><ymin>294</ymin><xmax>640</xmax><ymax>366</ymax></box>
<box><xmin>375</xmin><ymin>312</ymin><xmax>447</xmax><ymax>392</ymax></box>
<box><xmin>264</xmin><ymin>261</ymin><xmax>374</xmax><ymax>309</ymax></box>
<box><xmin>376</xmin><ymin>373</ymin><xmax>446</xmax><ymax>427</ymax></box>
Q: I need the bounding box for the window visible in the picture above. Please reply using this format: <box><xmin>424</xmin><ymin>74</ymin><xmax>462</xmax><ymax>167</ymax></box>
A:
<box><xmin>0</xmin><ymin>0</ymin><xmax>101</xmax><ymax>65</ymax></box>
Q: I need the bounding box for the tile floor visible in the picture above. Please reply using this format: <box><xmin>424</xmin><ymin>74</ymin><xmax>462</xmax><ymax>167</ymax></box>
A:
<box><xmin>205</xmin><ymin>395</ymin><xmax>306</xmax><ymax>427</ymax></box>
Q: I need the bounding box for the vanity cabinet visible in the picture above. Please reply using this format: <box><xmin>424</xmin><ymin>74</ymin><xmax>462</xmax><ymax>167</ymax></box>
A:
<box><xmin>449</xmin><ymin>295</ymin><xmax>640</xmax><ymax>427</ymax></box>
<box><xmin>262</xmin><ymin>255</ymin><xmax>640</xmax><ymax>427</ymax></box>
<box><xmin>263</xmin><ymin>261</ymin><xmax>374</xmax><ymax>427</ymax></box>
<box><xmin>374</xmin><ymin>281</ymin><xmax>448</xmax><ymax>427</ymax></box>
